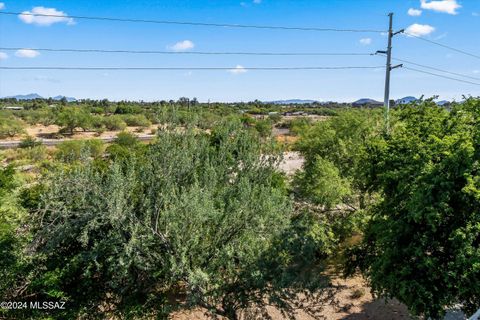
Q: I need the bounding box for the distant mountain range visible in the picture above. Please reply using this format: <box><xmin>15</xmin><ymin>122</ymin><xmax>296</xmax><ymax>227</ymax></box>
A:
<box><xmin>2</xmin><ymin>94</ymin><xmax>451</xmax><ymax>106</ymax></box>
<box><xmin>4</xmin><ymin>93</ymin><xmax>77</xmax><ymax>102</ymax></box>
<box><xmin>395</xmin><ymin>96</ymin><xmax>418</xmax><ymax>105</ymax></box>
<box><xmin>352</xmin><ymin>98</ymin><xmax>383</xmax><ymax>106</ymax></box>
<box><xmin>269</xmin><ymin>99</ymin><xmax>318</xmax><ymax>105</ymax></box>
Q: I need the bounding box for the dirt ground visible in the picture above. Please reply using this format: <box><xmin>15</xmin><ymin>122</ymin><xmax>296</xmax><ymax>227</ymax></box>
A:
<box><xmin>19</xmin><ymin>124</ymin><xmax>159</xmax><ymax>140</ymax></box>
<box><xmin>170</xmin><ymin>274</ymin><xmax>411</xmax><ymax>320</ymax></box>
<box><xmin>278</xmin><ymin>151</ymin><xmax>304</xmax><ymax>175</ymax></box>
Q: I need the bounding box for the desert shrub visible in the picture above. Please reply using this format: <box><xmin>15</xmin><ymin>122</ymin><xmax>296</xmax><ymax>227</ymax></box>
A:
<box><xmin>6</xmin><ymin>122</ymin><xmax>332</xmax><ymax>319</ymax></box>
<box><xmin>295</xmin><ymin>109</ymin><xmax>383</xmax><ymax>210</ymax></box>
<box><xmin>0</xmin><ymin>116</ymin><xmax>25</xmax><ymax>138</ymax></box>
<box><xmin>254</xmin><ymin>119</ymin><xmax>272</xmax><ymax>137</ymax></box>
<box><xmin>122</xmin><ymin>114</ymin><xmax>151</xmax><ymax>127</ymax></box>
<box><xmin>114</xmin><ymin>104</ymin><xmax>143</xmax><ymax>114</ymax></box>
<box><xmin>55</xmin><ymin>139</ymin><xmax>105</xmax><ymax>163</ymax></box>
<box><xmin>17</xmin><ymin>108</ymin><xmax>56</xmax><ymax>126</ymax></box>
<box><xmin>15</xmin><ymin>146</ymin><xmax>49</xmax><ymax>163</ymax></box>
<box><xmin>268</xmin><ymin>113</ymin><xmax>282</xmax><ymax>124</ymax></box>
<box><xmin>288</xmin><ymin>117</ymin><xmax>313</xmax><ymax>135</ymax></box>
<box><xmin>294</xmin><ymin>156</ymin><xmax>351</xmax><ymax>208</ymax></box>
<box><xmin>90</xmin><ymin>115</ymin><xmax>106</xmax><ymax>132</ymax></box>
<box><xmin>55</xmin><ymin>108</ymin><xmax>93</xmax><ymax>134</ymax></box>
<box><xmin>113</xmin><ymin>131</ymin><xmax>139</xmax><ymax>147</ymax></box>
<box><xmin>18</xmin><ymin>136</ymin><xmax>41</xmax><ymax>149</ymax></box>
<box><xmin>102</xmin><ymin>116</ymin><xmax>127</xmax><ymax>131</ymax></box>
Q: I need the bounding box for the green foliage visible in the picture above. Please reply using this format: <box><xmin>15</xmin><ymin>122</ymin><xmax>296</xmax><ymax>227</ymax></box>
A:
<box><xmin>294</xmin><ymin>156</ymin><xmax>351</xmax><ymax>208</ymax></box>
<box><xmin>122</xmin><ymin>114</ymin><xmax>151</xmax><ymax>127</ymax></box>
<box><xmin>16</xmin><ymin>108</ymin><xmax>56</xmax><ymax>126</ymax></box>
<box><xmin>0</xmin><ymin>166</ymin><xmax>28</xmax><ymax>305</ymax></box>
<box><xmin>254</xmin><ymin>119</ymin><xmax>273</xmax><ymax>137</ymax></box>
<box><xmin>113</xmin><ymin>131</ymin><xmax>139</xmax><ymax>147</ymax></box>
<box><xmin>5</xmin><ymin>123</ymin><xmax>332</xmax><ymax>319</ymax></box>
<box><xmin>114</xmin><ymin>104</ymin><xmax>143</xmax><ymax>114</ymax></box>
<box><xmin>294</xmin><ymin>109</ymin><xmax>383</xmax><ymax>209</ymax></box>
<box><xmin>268</xmin><ymin>113</ymin><xmax>282</xmax><ymax>124</ymax></box>
<box><xmin>0</xmin><ymin>115</ymin><xmax>25</xmax><ymax>138</ymax></box>
<box><xmin>102</xmin><ymin>115</ymin><xmax>127</xmax><ymax>131</ymax></box>
<box><xmin>350</xmin><ymin>100</ymin><xmax>480</xmax><ymax>318</ymax></box>
<box><xmin>55</xmin><ymin>139</ymin><xmax>105</xmax><ymax>163</ymax></box>
<box><xmin>0</xmin><ymin>165</ymin><xmax>15</xmax><ymax>197</ymax></box>
<box><xmin>287</xmin><ymin>117</ymin><xmax>313</xmax><ymax>135</ymax></box>
<box><xmin>55</xmin><ymin>107</ymin><xmax>93</xmax><ymax>134</ymax></box>
<box><xmin>18</xmin><ymin>136</ymin><xmax>41</xmax><ymax>149</ymax></box>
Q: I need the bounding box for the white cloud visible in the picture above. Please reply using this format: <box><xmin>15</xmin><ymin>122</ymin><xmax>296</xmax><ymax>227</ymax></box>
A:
<box><xmin>473</xmin><ymin>70</ymin><xmax>480</xmax><ymax>74</ymax></box>
<box><xmin>408</xmin><ymin>8</ymin><xmax>423</xmax><ymax>16</ymax></box>
<box><xmin>19</xmin><ymin>7</ymin><xmax>75</xmax><ymax>26</ymax></box>
<box><xmin>168</xmin><ymin>40</ymin><xmax>195</xmax><ymax>52</ymax></box>
<box><xmin>359</xmin><ymin>38</ymin><xmax>372</xmax><ymax>45</ymax></box>
<box><xmin>15</xmin><ymin>49</ymin><xmax>40</xmax><ymax>58</ymax></box>
<box><xmin>228</xmin><ymin>65</ymin><xmax>247</xmax><ymax>75</ymax></box>
<box><xmin>420</xmin><ymin>0</ymin><xmax>461</xmax><ymax>15</ymax></box>
<box><xmin>0</xmin><ymin>52</ymin><xmax>8</xmax><ymax>60</ymax></box>
<box><xmin>0</xmin><ymin>3</ymin><xmax>5</xmax><ymax>10</ymax></box>
<box><xmin>405</xmin><ymin>23</ymin><xmax>435</xmax><ymax>37</ymax></box>
<box><xmin>473</xmin><ymin>12</ymin><xmax>479</xmax><ymax>17</ymax></box>
<box><xmin>253</xmin><ymin>0</ymin><xmax>262</xmax><ymax>3</ymax></box>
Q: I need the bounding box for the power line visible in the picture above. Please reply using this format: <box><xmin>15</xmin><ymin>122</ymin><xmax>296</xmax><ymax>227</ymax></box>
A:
<box><xmin>375</xmin><ymin>54</ymin><xmax>480</xmax><ymax>81</ymax></box>
<box><xmin>0</xmin><ymin>66</ymin><xmax>384</xmax><ymax>71</ymax></box>
<box><xmin>403</xmin><ymin>66</ymin><xmax>480</xmax><ymax>86</ymax></box>
<box><xmin>0</xmin><ymin>11</ymin><xmax>385</xmax><ymax>33</ymax></box>
<box><xmin>0</xmin><ymin>47</ymin><xmax>373</xmax><ymax>56</ymax></box>
<box><xmin>404</xmin><ymin>33</ymin><xmax>480</xmax><ymax>61</ymax></box>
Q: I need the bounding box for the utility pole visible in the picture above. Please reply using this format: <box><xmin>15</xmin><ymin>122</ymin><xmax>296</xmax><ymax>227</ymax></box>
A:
<box><xmin>377</xmin><ymin>13</ymin><xmax>404</xmax><ymax>132</ymax></box>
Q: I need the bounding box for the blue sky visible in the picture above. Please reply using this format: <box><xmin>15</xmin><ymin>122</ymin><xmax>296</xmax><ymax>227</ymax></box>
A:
<box><xmin>0</xmin><ymin>0</ymin><xmax>479</xmax><ymax>102</ymax></box>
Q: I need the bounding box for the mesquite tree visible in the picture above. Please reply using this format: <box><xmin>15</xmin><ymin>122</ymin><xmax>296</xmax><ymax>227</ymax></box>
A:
<box><xmin>7</xmin><ymin>122</ymin><xmax>333</xmax><ymax>319</ymax></box>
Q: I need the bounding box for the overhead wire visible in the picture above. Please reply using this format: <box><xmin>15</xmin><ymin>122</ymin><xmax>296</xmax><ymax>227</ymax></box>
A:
<box><xmin>404</xmin><ymin>33</ymin><xmax>480</xmax><ymax>61</ymax></box>
<box><xmin>0</xmin><ymin>66</ymin><xmax>385</xmax><ymax>71</ymax></box>
<box><xmin>0</xmin><ymin>11</ymin><xmax>385</xmax><ymax>33</ymax></box>
<box><xmin>374</xmin><ymin>53</ymin><xmax>480</xmax><ymax>81</ymax></box>
<box><xmin>403</xmin><ymin>66</ymin><xmax>480</xmax><ymax>86</ymax></box>
<box><xmin>0</xmin><ymin>47</ymin><xmax>374</xmax><ymax>56</ymax></box>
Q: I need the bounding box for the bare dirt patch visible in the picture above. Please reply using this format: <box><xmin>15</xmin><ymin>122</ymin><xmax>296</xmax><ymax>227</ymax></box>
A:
<box><xmin>170</xmin><ymin>274</ymin><xmax>411</xmax><ymax>320</ymax></box>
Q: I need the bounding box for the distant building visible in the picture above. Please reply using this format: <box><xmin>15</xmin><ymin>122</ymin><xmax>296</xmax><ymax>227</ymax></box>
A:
<box><xmin>3</xmin><ymin>106</ymin><xmax>23</xmax><ymax>110</ymax></box>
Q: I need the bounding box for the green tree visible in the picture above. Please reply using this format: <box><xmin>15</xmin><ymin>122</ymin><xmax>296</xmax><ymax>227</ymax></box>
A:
<box><xmin>0</xmin><ymin>115</ymin><xmax>25</xmax><ymax>138</ymax></box>
<box><xmin>102</xmin><ymin>115</ymin><xmax>127</xmax><ymax>131</ymax></box>
<box><xmin>294</xmin><ymin>109</ymin><xmax>383</xmax><ymax>209</ymax></box>
<box><xmin>8</xmin><ymin>123</ymin><xmax>331</xmax><ymax>319</ymax></box>
<box><xmin>350</xmin><ymin>100</ymin><xmax>480</xmax><ymax>318</ymax></box>
<box><xmin>55</xmin><ymin>108</ymin><xmax>92</xmax><ymax>134</ymax></box>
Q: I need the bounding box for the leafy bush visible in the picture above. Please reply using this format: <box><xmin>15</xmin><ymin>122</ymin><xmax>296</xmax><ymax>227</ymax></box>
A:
<box><xmin>114</xmin><ymin>104</ymin><xmax>143</xmax><ymax>114</ymax></box>
<box><xmin>287</xmin><ymin>117</ymin><xmax>313</xmax><ymax>135</ymax></box>
<box><xmin>349</xmin><ymin>100</ymin><xmax>480</xmax><ymax>318</ymax></box>
<box><xmin>122</xmin><ymin>114</ymin><xmax>151</xmax><ymax>127</ymax></box>
<box><xmin>55</xmin><ymin>108</ymin><xmax>93</xmax><ymax>134</ymax></box>
<box><xmin>113</xmin><ymin>131</ymin><xmax>139</xmax><ymax>147</ymax></box>
<box><xmin>295</xmin><ymin>109</ymin><xmax>383</xmax><ymax>210</ymax></box>
<box><xmin>254</xmin><ymin>119</ymin><xmax>272</xmax><ymax>137</ymax></box>
<box><xmin>7</xmin><ymin>123</ymin><xmax>332</xmax><ymax>319</ymax></box>
<box><xmin>0</xmin><ymin>116</ymin><xmax>25</xmax><ymax>138</ymax></box>
<box><xmin>294</xmin><ymin>156</ymin><xmax>351</xmax><ymax>208</ymax></box>
<box><xmin>18</xmin><ymin>136</ymin><xmax>41</xmax><ymax>149</ymax></box>
<box><xmin>55</xmin><ymin>139</ymin><xmax>105</xmax><ymax>162</ymax></box>
<box><xmin>102</xmin><ymin>116</ymin><xmax>127</xmax><ymax>131</ymax></box>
